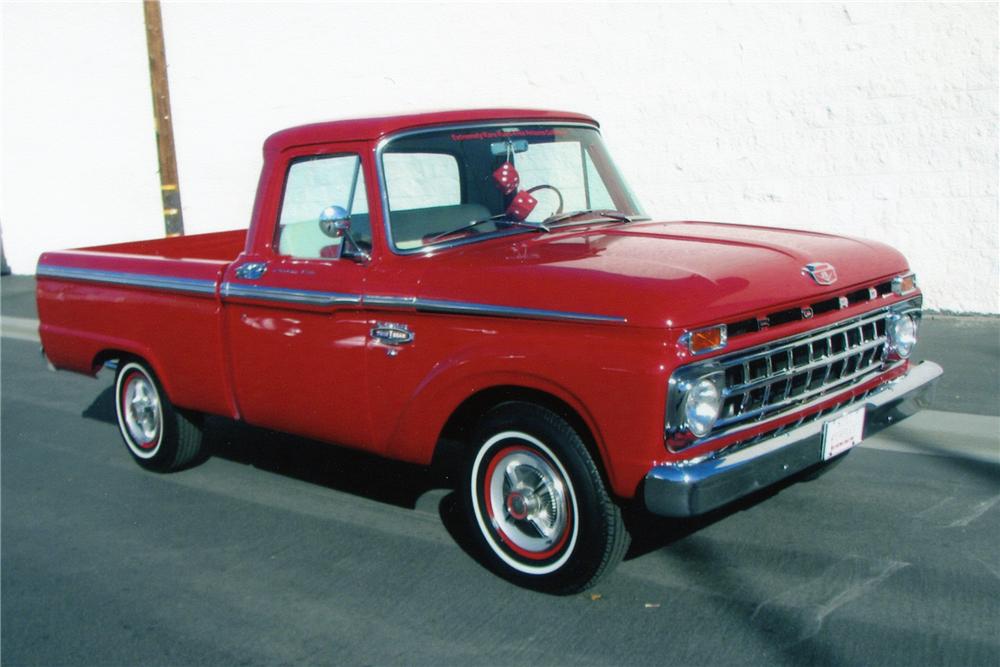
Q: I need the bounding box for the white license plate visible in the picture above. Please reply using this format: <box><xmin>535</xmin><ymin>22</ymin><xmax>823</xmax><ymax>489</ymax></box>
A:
<box><xmin>822</xmin><ymin>407</ymin><xmax>866</xmax><ymax>460</ymax></box>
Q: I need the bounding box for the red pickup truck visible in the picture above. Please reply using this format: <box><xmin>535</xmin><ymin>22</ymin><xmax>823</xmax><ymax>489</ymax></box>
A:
<box><xmin>37</xmin><ymin>108</ymin><xmax>941</xmax><ymax>593</ymax></box>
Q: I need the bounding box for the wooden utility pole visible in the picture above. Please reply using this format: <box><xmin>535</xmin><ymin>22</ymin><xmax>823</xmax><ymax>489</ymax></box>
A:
<box><xmin>143</xmin><ymin>0</ymin><xmax>184</xmax><ymax>236</ymax></box>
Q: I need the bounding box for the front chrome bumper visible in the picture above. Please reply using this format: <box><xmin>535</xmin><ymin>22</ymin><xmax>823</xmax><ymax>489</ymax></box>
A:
<box><xmin>644</xmin><ymin>360</ymin><xmax>943</xmax><ymax>518</ymax></box>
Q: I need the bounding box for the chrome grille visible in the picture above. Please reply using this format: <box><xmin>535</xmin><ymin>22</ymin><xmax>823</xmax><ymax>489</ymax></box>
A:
<box><xmin>715</xmin><ymin>310</ymin><xmax>886</xmax><ymax>431</ymax></box>
<box><xmin>666</xmin><ymin>301</ymin><xmax>922</xmax><ymax>450</ymax></box>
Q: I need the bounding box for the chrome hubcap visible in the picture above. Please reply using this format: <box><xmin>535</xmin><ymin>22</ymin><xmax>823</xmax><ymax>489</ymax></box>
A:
<box><xmin>124</xmin><ymin>375</ymin><xmax>160</xmax><ymax>446</ymax></box>
<box><xmin>488</xmin><ymin>448</ymin><xmax>568</xmax><ymax>554</ymax></box>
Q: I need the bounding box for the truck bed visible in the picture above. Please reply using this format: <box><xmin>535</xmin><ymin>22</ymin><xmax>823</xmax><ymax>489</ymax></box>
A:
<box><xmin>36</xmin><ymin>229</ymin><xmax>248</xmax><ymax>420</ymax></box>
<box><xmin>84</xmin><ymin>229</ymin><xmax>247</xmax><ymax>261</ymax></box>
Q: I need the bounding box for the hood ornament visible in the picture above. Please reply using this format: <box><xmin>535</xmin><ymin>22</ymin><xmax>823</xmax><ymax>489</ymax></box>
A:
<box><xmin>803</xmin><ymin>262</ymin><xmax>838</xmax><ymax>286</ymax></box>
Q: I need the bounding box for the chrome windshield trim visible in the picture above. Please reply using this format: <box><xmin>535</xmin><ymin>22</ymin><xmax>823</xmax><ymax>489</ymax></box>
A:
<box><xmin>36</xmin><ymin>264</ymin><xmax>217</xmax><ymax>296</ymax></box>
<box><xmin>375</xmin><ymin>121</ymin><xmax>602</xmax><ymax>257</ymax></box>
<box><xmin>364</xmin><ymin>294</ymin><xmax>626</xmax><ymax>324</ymax></box>
<box><xmin>220</xmin><ymin>282</ymin><xmax>362</xmax><ymax>306</ymax></box>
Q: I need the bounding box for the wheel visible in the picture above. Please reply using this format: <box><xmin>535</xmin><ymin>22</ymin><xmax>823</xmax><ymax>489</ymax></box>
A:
<box><xmin>463</xmin><ymin>402</ymin><xmax>629</xmax><ymax>594</ymax></box>
<box><xmin>114</xmin><ymin>359</ymin><xmax>204</xmax><ymax>472</ymax></box>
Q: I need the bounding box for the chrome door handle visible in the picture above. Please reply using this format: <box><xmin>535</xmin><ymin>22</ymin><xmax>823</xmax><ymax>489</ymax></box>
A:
<box><xmin>235</xmin><ymin>262</ymin><xmax>267</xmax><ymax>280</ymax></box>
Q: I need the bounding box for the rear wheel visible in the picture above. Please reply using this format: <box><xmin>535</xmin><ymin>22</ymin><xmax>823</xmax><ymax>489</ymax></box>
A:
<box><xmin>463</xmin><ymin>402</ymin><xmax>629</xmax><ymax>594</ymax></box>
<box><xmin>114</xmin><ymin>360</ymin><xmax>204</xmax><ymax>472</ymax></box>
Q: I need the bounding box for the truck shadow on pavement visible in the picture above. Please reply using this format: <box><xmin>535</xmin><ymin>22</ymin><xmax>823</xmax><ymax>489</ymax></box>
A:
<box><xmin>82</xmin><ymin>384</ymin><xmax>773</xmax><ymax>567</ymax></box>
<box><xmin>82</xmin><ymin>385</ymin><xmax>445</xmax><ymax>510</ymax></box>
<box><xmin>81</xmin><ymin>385</ymin><xmax>996</xmax><ymax>591</ymax></box>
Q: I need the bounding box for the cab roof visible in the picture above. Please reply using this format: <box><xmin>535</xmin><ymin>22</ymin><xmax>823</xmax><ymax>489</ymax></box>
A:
<box><xmin>263</xmin><ymin>108</ymin><xmax>599</xmax><ymax>153</ymax></box>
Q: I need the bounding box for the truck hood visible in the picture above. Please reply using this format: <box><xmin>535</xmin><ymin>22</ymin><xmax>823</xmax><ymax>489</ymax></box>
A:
<box><xmin>414</xmin><ymin>220</ymin><xmax>910</xmax><ymax>329</ymax></box>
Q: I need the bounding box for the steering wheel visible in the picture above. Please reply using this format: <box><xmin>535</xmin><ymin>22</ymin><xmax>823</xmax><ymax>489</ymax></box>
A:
<box><xmin>526</xmin><ymin>184</ymin><xmax>564</xmax><ymax>215</ymax></box>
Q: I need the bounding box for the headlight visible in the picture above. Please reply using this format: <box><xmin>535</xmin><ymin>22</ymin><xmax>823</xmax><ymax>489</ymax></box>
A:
<box><xmin>887</xmin><ymin>312</ymin><xmax>918</xmax><ymax>359</ymax></box>
<box><xmin>683</xmin><ymin>376</ymin><xmax>723</xmax><ymax>437</ymax></box>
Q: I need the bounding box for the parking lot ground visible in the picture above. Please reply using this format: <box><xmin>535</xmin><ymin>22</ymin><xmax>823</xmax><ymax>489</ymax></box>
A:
<box><xmin>2</xmin><ymin>275</ymin><xmax>998</xmax><ymax>665</ymax></box>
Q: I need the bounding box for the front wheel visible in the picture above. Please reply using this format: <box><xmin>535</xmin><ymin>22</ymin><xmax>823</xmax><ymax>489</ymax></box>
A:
<box><xmin>115</xmin><ymin>359</ymin><xmax>204</xmax><ymax>472</ymax></box>
<box><xmin>463</xmin><ymin>402</ymin><xmax>629</xmax><ymax>594</ymax></box>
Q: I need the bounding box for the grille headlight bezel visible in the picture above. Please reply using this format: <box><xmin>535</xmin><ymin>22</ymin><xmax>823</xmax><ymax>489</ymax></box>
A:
<box><xmin>682</xmin><ymin>376</ymin><xmax>723</xmax><ymax>437</ymax></box>
<box><xmin>886</xmin><ymin>311</ymin><xmax>918</xmax><ymax>360</ymax></box>
<box><xmin>666</xmin><ymin>368</ymin><xmax>725</xmax><ymax>442</ymax></box>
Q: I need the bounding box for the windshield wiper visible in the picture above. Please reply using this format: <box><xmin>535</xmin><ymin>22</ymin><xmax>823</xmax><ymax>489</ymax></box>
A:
<box><xmin>543</xmin><ymin>209</ymin><xmax>642</xmax><ymax>226</ymax></box>
<box><xmin>425</xmin><ymin>215</ymin><xmax>550</xmax><ymax>244</ymax></box>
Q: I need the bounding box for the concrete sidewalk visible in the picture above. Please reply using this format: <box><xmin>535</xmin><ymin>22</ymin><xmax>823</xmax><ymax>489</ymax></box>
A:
<box><xmin>1</xmin><ymin>275</ymin><xmax>36</xmax><ymax>319</ymax></box>
<box><xmin>4</xmin><ymin>273</ymin><xmax>998</xmax><ymax>416</ymax></box>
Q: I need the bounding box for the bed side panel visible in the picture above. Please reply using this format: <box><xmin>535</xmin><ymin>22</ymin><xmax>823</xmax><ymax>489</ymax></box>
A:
<box><xmin>36</xmin><ymin>251</ymin><xmax>236</xmax><ymax>419</ymax></box>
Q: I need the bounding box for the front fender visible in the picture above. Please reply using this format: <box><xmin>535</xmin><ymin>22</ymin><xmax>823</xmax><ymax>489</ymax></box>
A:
<box><xmin>378</xmin><ymin>325</ymin><xmax>668</xmax><ymax>499</ymax></box>
<box><xmin>385</xmin><ymin>364</ymin><xmax>607</xmax><ymax>462</ymax></box>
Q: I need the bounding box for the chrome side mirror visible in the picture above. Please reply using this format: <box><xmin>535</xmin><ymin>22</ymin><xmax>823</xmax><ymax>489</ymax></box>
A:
<box><xmin>317</xmin><ymin>204</ymin><xmax>370</xmax><ymax>263</ymax></box>
<box><xmin>319</xmin><ymin>205</ymin><xmax>351</xmax><ymax>238</ymax></box>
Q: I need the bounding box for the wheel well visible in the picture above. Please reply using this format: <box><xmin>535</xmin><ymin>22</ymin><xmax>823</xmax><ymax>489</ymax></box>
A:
<box><xmin>434</xmin><ymin>386</ymin><xmax>604</xmax><ymax>476</ymax></box>
<box><xmin>92</xmin><ymin>349</ymin><xmax>129</xmax><ymax>374</ymax></box>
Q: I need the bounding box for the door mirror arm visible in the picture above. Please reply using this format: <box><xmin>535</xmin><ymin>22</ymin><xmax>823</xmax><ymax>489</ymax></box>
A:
<box><xmin>319</xmin><ymin>205</ymin><xmax>371</xmax><ymax>263</ymax></box>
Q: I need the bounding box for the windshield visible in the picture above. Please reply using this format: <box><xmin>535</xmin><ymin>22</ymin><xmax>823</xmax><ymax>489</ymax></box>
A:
<box><xmin>379</xmin><ymin>124</ymin><xmax>645</xmax><ymax>251</ymax></box>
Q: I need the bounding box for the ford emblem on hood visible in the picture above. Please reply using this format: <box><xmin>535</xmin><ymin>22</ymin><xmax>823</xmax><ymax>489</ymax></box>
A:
<box><xmin>803</xmin><ymin>262</ymin><xmax>838</xmax><ymax>286</ymax></box>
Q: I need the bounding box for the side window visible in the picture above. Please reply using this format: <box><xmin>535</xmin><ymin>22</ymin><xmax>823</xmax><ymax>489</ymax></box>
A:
<box><xmin>276</xmin><ymin>154</ymin><xmax>370</xmax><ymax>259</ymax></box>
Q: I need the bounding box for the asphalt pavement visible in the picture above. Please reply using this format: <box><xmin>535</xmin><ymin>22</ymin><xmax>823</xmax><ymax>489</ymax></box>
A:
<box><xmin>2</xmin><ymin>275</ymin><xmax>998</xmax><ymax>665</ymax></box>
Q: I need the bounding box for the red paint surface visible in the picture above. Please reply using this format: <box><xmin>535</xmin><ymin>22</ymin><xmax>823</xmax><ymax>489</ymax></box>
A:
<box><xmin>35</xmin><ymin>109</ymin><xmax>919</xmax><ymax>500</ymax></box>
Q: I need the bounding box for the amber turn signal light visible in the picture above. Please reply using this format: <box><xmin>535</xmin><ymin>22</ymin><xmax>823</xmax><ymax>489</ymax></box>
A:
<box><xmin>892</xmin><ymin>273</ymin><xmax>917</xmax><ymax>296</ymax></box>
<box><xmin>686</xmin><ymin>324</ymin><xmax>728</xmax><ymax>355</ymax></box>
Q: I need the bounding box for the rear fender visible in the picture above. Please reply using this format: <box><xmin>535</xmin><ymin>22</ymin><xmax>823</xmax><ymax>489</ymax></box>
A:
<box><xmin>41</xmin><ymin>324</ymin><xmax>178</xmax><ymax>403</ymax></box>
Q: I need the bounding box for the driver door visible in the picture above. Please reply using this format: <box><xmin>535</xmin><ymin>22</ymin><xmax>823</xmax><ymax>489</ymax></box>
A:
<box><xmin>223</xmin><ymin>145</ymin><xmax>376</xmax><ymax>449</ymax></box>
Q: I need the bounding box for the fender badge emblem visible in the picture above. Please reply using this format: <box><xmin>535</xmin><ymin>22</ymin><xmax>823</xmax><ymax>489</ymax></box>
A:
<box><xmin>371</xmin><ymin>322</ymin><xmax>414</xmax><ymax>346</ymax></box>
<box><xmin>803</xmin><ymin>262</ymin><xmax>838</xmax><ymax>286</ymax></box>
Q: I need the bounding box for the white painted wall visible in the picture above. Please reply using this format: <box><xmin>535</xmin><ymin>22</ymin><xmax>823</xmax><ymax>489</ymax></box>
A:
<box><xmin>2</xmin><ymin>2</ymin><xmax>997</xmax><ymax>313</ymax></box>
<box><xmin>1</xmin><ymin>2</ymin><xmax>165</xmax><ymax>255</ymax></box>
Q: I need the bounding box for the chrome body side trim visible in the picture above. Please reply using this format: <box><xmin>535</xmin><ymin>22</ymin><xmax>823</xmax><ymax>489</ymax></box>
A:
<box><xmin>220</xmin><ymin>282</ymin><xmax>361</xmax><ymax>306</ymax></box>
<box><xmin>364</xmin><ymin>293</ymin><xmax>625</xmax><ymax>324</ymax></box>
<box><xmin>645</xmin><ymin>360</ymin><xmax>943</xmax><ymax>517</ymax></box>
<box><xmin>36</xmin><ymin>265</ymin><xmax>217</xmax><ymax>296</ymax></box>
<box><xmin>412</xmin><ymin>298</ymin><xmax>626</xmax><ymax>324</ymax></box>
<box><xmin>363</xmin><ymin>295</ymin><xmax>417</xmax><ymax>309</ymax></box>
<box><xmin>37</xmin><ymin>265</ymin><xmax>623</xmax><ymax>323</ymax></box>
<box><xmin>218</xmin><ymin>284</ymin><xmax>626</xmax><ymax>324</ymax></box>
